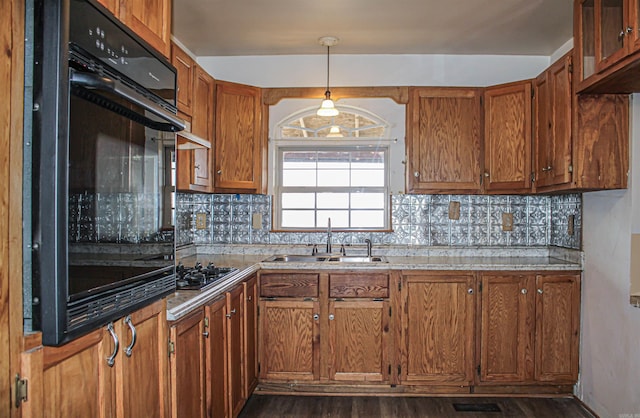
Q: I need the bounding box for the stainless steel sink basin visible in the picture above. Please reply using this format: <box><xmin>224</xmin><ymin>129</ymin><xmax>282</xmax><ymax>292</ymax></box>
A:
<box><xmin>264</xmin><ymin>255</ymin><xmax>329</xmax><ymax>262</ymax></box>
<box><xmin>263</xmin><ymin>254</ymin><xmax>387</xmax><ymax>263</ymax></box>
<box><xmin>327</xmin><ymin>256</ymin><xmax>388</xmax><ymax>263</ymax></box>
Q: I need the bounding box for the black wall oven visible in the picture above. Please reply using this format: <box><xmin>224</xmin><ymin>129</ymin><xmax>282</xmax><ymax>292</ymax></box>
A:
<box><xmin>32</xmin><ymin>0</ymin><xmax>184</xmax><ymax>345</ymax></box>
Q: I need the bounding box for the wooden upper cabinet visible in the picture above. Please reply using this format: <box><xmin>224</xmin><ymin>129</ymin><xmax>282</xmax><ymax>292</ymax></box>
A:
<box><xmin>169</xmin><ymin>309</ymin><xmax>206</xmax><ymax>418</ymax></box>
<box><xmin>483</xmin><ymin>81</ymin><xmax>532</xmax><ymax>193</ymax></box>
<box><xmin>406</xmin><ymin>87</ymin><xmax>482</xmax><ymax>194</ymax></box>
<box><xmin>400</xmin><ymin>273</ymin><xmax>476</xmax><ymax>385</ymax></box>
<box><xmin>119</xmin><ymin>0</ymin><xmax>172</xmax><ymax>58</ymax></box>
<box><xmin>574</xmin><ymin>94</ymin><xmax>629</xmax><ymax>189</ymax></box>
<box><xmin>479</xmin><ymin>274</ymin><xmax>535</xmax><ymax>383</ymax></box>
<box><xmin>534</xmin><ymin>274</ymin><xmax>581</xmax><ymax>383</ymax></box>
<box><xmin>215</xmin><ymin>81</ymin><xmax>263</xmax><ymax>192</ymax></box>
<box><xmin>534</xmin><ymin>53</ymin><xmax>573</xmax><ymax>190</ymax></box>
<box><xmin>171</xmin><ymin>42</ymin><xmax>195</xmax><ymax>116</ymax></box>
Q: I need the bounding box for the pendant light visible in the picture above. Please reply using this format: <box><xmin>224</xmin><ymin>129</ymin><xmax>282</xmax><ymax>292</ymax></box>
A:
<box><xmin>317</xmin><ymin>36</ymin><xmax>339</xmax><ymax>117</ymax></box>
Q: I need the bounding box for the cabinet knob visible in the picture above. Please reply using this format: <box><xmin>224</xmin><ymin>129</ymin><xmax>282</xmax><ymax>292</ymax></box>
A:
<box><xmin>467</xmin><ymin>288</ymin><xmax>474</xmax><ymax>294</ymax></box>
<box><xmin>484</xmin><ymin>172</ymin><xmax>490</xmax><ymax>177</ymax></box>
<box><xmin>521</xmin><ymin>288</ymin><xmax>528</xmax><ymax>295</ymax></box>
<box><xmin>537</xmin><ymin>288</ymin><xmax>543</xmax><ymax>294</ymax></box>
<box><xmin>194</xmin><ymin>164</ymin><xmax>200</xmax><ymax>170</ymax></box>
<box><xmin>619</xmin><ymin>29</ymin><xmax>626</xmax><ymax>41</ymax></box>
<box><xmin>247</xmin><ymin>295</ymin><xmax>252</xmax><ymax>301</ymax></box>
<box><xmin>627</xmin><ymin>26</ymin><xmax>634</xmax><ymax>34</ymax></box>
<box><xmin>313</xmin><ymin>314</ymin><xmax>319</xmax><ymax>321</ymax></box>
<box><xmin>203</xmin><ymin>331</ymin><xmax>209</xmax><ymax>338</ymax></box>
<box><xmin>413</xmin><ymin>171</ymin><xmax>419</xmax><ymax>178</ymax></box>
<box><xmin>541</xmin><ymin>166</ymin><xmax>552</xmax><ymax>172</ymax></box>
<box><xmin>217</xmin><ymin>169</ymin><xmax>222</xmax><ymax>175</ymax></box>
<box><xmin>329</xmin><ymin>314</ymin><xmax>335</xmax><ymax>321</ymax></box>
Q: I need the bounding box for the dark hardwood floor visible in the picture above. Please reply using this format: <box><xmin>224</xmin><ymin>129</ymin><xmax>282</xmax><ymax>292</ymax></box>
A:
<box><xmin>238</xmin><ymin>395</ymin><xmax>596</xmax><ymax>418</ymax></box>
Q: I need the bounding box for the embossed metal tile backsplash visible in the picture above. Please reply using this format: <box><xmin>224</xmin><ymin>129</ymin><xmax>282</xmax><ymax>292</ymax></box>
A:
<box><xmin>175</xmin><ymin>193</ymin><xmax>582</xmax><ymax>250</ymax></box>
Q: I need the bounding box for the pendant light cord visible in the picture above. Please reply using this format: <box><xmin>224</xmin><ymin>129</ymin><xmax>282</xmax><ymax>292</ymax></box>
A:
<box><xmin>325</xmin><ymin>45</ymin><xmax>331</xmax><ymax>98</ymax></box>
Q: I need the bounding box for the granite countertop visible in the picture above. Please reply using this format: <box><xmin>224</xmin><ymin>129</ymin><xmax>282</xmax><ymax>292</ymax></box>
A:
<box><xmin>166</xmin><ymin>246</ymin><xmax>582</xmax><ymax>321</ymax></box>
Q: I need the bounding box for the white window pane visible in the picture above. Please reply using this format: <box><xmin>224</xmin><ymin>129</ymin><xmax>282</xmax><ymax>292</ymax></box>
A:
<box><xmin>317</xmin><ymin>193</ymin><xmax>349</xmax><ymax>209</ymax></box>
<box><xmin>351</xmin><ymin>170</ymin><xmax>384</xmax><ymax>187</ymax></box>
<box><xmin>317</xmin><ymin>151</ymin><xmax>350</xmax><ymax>169</ymax></box>
<box><xmin>317</xmin><ymin>211</ymin><xmax>349</xmax><ymax>228</ymax></box>
<box><xmin>351</xmin><ymin>193</ymin><xmax>385</xmax><ymax>209</ymax></box>
<box><xmin>282</xmin><ymin>170</ymin><xmax>316</xmax><ymax>187</ymax></box>
<box><xmin>317</xmin><ymin>170</ymin><xmax>350</xmax><ymax>187</ymax></box>
<box><xmin>282</xmin><ymin>210</ymin><xmax>315</xmax><ymax>228</ymax></box>
<box><xmin>282</xmin><ymin>193</ymin><xmax>315</xmax><ymax>209</ymax></box>
<box><xmin>283</xmin><ymin>161</ymin><xmax>317</xmax><ymax>169</ymax></box>
<box><xmin>351</xmin><ymin>161</ymin><xmax>385</xmax><ymax>170</ymax></box>
<box><xmin>352</xmin><ymin>151</ymin><xmax>384</xmax><ymax>164</ymax></box>
<box><xmin>351</xmin><ymin>211</ymin><xmax>385</xmax><ymax>228</ymax></box>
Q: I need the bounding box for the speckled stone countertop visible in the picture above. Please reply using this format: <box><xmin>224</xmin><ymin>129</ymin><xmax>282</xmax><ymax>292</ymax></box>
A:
<box><xmin>166</xmin><ymin>245</ymin><xmax>582</xmax><ymax>321</ymax></box>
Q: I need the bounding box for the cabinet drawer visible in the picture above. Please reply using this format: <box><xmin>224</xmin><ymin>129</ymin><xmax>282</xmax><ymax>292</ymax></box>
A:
<box><xmin>329</xmin><ymin>273</ymin><xmax>389</xmax><ymax>298</ymax></box>
<box><xmin>260</xmin><ymin>273</ymin><xmax>319</xmax><ymax>298</ymax></box>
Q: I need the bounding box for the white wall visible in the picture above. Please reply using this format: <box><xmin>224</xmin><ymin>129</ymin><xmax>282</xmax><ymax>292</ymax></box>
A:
<box><xmin>580</xmin><ymin>94</ymin><xmax>640</xmax><ymax>417</ymax></box>
<box><xmin>197</xmin><ymin>54</ymin><xmax>550</xmax><ymax>88</ymax></box>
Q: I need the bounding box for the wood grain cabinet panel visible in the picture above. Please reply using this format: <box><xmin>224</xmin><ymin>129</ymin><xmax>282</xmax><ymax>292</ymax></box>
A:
<box><xmin>259</xmin><ymin>300</ymin><xmax>320</xmax><ymax>381</ymax></box>
<box><xmin>119</xmin><ymin>0</ymin><xmax>171</xmax><ymax>58</ymax></box>
<box><xmin>215</xmin><ymin>80</ymin><xmax>263</xmax><ymax>192</ymax></box>
<box><xmin>400</xmin><ymin>273</ymin><xmax>476</xmax><ymax>385</ymax></box>
<box><xmin>169</xmin><ymin>309</ymin><xmax>206</xmax><ymax>418</ymax></box>
<box><xmin>260</xmin><ymin>273</ymin><xmax>319</xmax><ymax>298</ymax></box>
<box><xmin>483</xmin><ymin>81</ymin><xmax>532</xmax><ymax>193</ymax></box>
<box><xmin>227</xmin><ymin>284</ymin><xmax>246</xmax><ymax>418</ymax></box>
<box><xmin>205</xmin><ymin>297</ymin><xmax>229</xmax><ymax>418</ymax></box>
<box><xmin>328</xmin><ymin>300</ymin><xmax>390</xmax><ymax>382</ymax></box>
<box><xmin>479</xmin><ymin>274</ymin><xmax>534</xmax><ymax>383</ymax></box>
<box><xmin>243</xmin><ymin>275</ymin><xmax>259</xmax><ymax>397</ymax></box>
<box><xmin>329</xmin><ymin>273</ymin><xmax>389</xmax><ymax>298</ymax></box>
<box><xmin>406</xmin><ymin>87</ymin><xmax>482</xmax><ymax>193</ymax></box>
<box><xmin>171</xmin><ymin>42</ymin><xmax>195</xmax><ymax>116</ymax></box>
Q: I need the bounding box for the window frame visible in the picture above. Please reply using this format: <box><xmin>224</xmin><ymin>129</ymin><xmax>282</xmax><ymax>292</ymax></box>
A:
<box><xmin>273</xmin><ymin>142</ymin><xmax>391</xmax><ymax>231</ymax></box>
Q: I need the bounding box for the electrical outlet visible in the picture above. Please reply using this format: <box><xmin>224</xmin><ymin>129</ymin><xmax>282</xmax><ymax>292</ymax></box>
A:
<box><xmin>195</xmin><ymin>213</ymin><xmax>207</xmax><ymax>230</ymax></box>
<box><xmin>567</xmin><ymin>215</ymin><xmax>575</xmax><ymax>236</ymax></box>
<box><xmin>252</xmin><ymin>213</ymin><xmax>263</xmax><ymax>230</ymax></box>
<box><xmin>502</xmin><ymin>212</ymin><xmax>513</xmax><ymax>231</ymax></box>
<box><xmin>448</xmin><ymin>201</ymin><xmax>461</xmax><ymax>220</ymax></box>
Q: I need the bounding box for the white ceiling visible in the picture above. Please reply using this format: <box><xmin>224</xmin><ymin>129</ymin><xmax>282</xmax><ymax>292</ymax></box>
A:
<box><xmin>172</xmin><ymin>0</ymin><xmax>573</xmax><ymax>57</ymax></box>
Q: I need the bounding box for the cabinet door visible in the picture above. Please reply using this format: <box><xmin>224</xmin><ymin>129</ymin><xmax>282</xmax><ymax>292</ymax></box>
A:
<box><xmin>116</xmin><ymin>299</ymin><xmax>170</xmax><ymax>418</ymax></box>
<box><xmin>215</xmin><ymin>81</ymin><xmax>262</xmax><ymax>192</ymax></box>
<box><xmin>595</xmin><ymin>0</ymin><xmax>627</xmax><ymax>72</ymax></box>
<box><xmin>39</xmin><ymin>327</ymin><xmax>114</xmax><ymax>418</ymax></box>
<box><xmin>479</xmin><ymin>274</ymin><xmax>535</xmax><ymax>383</ymax></box>
<box><xmin>575</xmin><ymin>94</ymin><xmax>629</xmax><ymax>189</ymax></box>
<box><xmin>171</xmin><ymin>43</ymin><xmax>195</xmax><ymax>116</ymax></box>
<box><xmin>401</xmin><ymin>273</ymin><xmax>476</xmax><ymax>385</ymax></box>
<box><xmin>576</xmin><ymin>0</ymin><xmax>597</xmax><ymax>82</ymax></box>
<box><xmin>243</xmin><ymin>275</ymin><xmax>259</xmax><ymax>397</ymax></box>
<box><xmin>205</xmin><ymin>297</ymin><xmax>228</xmax><ymax>418</ymax></box>
<box><xmin>169</xmin><ymin>309</ymin><xmax>206</xmax><ymax>418</ymax></box>
<box><xmin>534</xmin><ymin>71</ymin><xmax>551</xmax><ymax>189</ymax></box>
<box><xmin>483</xmin><ymin>81</ymin><xmax>532</xmax><ymax>193</ymax></box>
<box><xmin>259</xmin><ymin>300</ymin><xmax>320</xmax><ymax>381</ymax></box>
<box><xmin>407</xmin><ymin>87</ymin><xmax>482</xmax><ymax>193</ymax></box>
<box><xmin>536</xmin><ymin>53</ymin><xmax>573</xmax><ymax>187</ymax></box>
<box><xmin>191</xmin><ymin>67</ymin><xmax>215</xmax><ymax>190</ymax></box>
<box><xmin>328</xmin><ymin>300</ymin><xmax>390</xmax><ymax>382</ymax></box>
<box><xmin>630</xmin><ymin>0</ymin><xmax>640</xmax><ymax>52</ymax></box>
<box><xmin>534</xmin><ymin>274</ymin><xmax>580</xmax><ymax>383</ymax></box>
<box><xmin>119</xmin><ymin>0</ymin><xmax>171</xmax><ymax>57</ymax></box>
<box><xmin>226</xmin><ymin>285</ymin><xmax>246</xmax><ymax>418</ymax></box>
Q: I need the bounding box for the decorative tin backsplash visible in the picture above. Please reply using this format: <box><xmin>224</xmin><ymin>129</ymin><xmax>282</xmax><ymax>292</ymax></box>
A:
<box><xmin>175</xmin><ymin>193</ymin><xmax>582</xmax><ymax>250</ymax></box>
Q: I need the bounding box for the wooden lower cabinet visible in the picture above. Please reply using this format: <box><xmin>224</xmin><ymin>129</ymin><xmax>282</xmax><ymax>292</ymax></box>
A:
<box><xmin>259</xmin><ymin>299</ymin><xmax>320</xmax><ymax>381</ymax></box>
<box><xmin>479</xmin><ymin>272</ymin><xmax>580</xmax><ymax>385</ymax></box>
<box><xmin>400</xmin><ymin>272</ymin><xmax>476</xmax><ymax>385</ymax></box>
<box><xmin>328</xmin><ymin>299</ymin><xmax>390</xmax><ymax>382</ymax></box>
<box><xmin>169</xmin><ymin>309</ymin><xmax>206</xmax><ymax>418</ymax></box>
<box><xmin>243</xmin><ymin>276</ymin><xmax>258</xmax><ymax>396</ymax></box>
<box><xmin>205</xmin><ymin>296</ymin><xmax>228</xmax><ymax>418</ymax></box>
<box><xmin>23</xmin><ymin>299</ymin><xmax>170</xmax><ymax>418</ymax></box>
<box><xmin>226</xmin><ymin>284</ymin><xmax>246</xmax><ymax>417</ymax></box>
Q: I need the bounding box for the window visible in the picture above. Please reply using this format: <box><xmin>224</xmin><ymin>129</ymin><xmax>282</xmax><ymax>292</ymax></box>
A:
<box><xmin>273</xmin><ymin>105</ymin><xmax>391</xmax><ymax>231</ymax></box>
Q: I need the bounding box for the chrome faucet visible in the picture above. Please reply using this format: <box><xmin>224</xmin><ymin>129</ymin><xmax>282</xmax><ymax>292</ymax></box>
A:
<box><xmin>364</xmin><ymin>238</ymin><xmax>372</xmax><ymax>257</ymax></box>
<box><xmin>326</xmin><ymin>218</ymin><xmax>332</xmax><ymax>254</ymax></box>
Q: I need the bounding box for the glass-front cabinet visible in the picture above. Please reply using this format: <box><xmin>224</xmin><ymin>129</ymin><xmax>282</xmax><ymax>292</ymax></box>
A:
<box><xmin>576</xmin><ymin>0</ymin><xmax>640</xmax><ymax>87</ymax></box>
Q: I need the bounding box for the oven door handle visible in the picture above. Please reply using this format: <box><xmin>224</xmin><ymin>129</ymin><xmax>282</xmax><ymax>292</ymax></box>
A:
<box><xmin>69</xmin><ymin>70</ymin><xmax>185</xmax><ymax>132</ymax></box>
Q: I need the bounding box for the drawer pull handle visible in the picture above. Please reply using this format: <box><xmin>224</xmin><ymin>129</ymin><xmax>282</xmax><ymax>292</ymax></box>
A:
<box><xmin>106</xmin><ymin>322</ymin><xmax>119</xmax><ymax>367</ymax></box>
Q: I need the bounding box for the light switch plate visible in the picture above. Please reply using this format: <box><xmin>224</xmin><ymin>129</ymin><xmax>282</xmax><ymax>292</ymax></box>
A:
<box><xmin>502</xmin><ymin>212</ymin><xmax>513</xmax><ymax>231</ymax></box>
<box><xmin>195</xmin><ymin>213</ymin><xmax>207</xmax><ymax>230</ymax></box>
<box><xmin>448</xmin><ymin>201</ymin><xmax>461</xmax><ymax>220</ymax></box>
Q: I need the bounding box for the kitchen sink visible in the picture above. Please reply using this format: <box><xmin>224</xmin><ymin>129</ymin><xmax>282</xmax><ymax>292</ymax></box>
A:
<box><xmin>264</xmin><ymin>255</ymin><xmax>330</xmax><ymax>262</ymax></box>
<box><xmin>328</xmin><ymin>256</ymin><xmax>387</xmax><ymax>263</ymax></box>
<box><xmin>263</xmin><ymin>254</ymin><xmax>387</xmax><ymax>263</ymax></box>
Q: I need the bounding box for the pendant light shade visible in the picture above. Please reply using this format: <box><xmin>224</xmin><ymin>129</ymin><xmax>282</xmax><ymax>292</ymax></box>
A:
<box><xmin>317</xmin><ymin>36</ymin><xmax>339</xmax><ymax>117</ymax></box>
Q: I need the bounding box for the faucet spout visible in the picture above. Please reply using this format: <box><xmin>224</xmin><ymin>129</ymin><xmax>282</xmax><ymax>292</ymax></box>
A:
<box><xmin>326</xmin><ymin>218</ymin><xmax>332</xmax><ymax>254</ymax></box>
<box><xmin>364</xmin><ymin>238</ymin><xmax>372</xmax><ymax>257</ymax></box>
